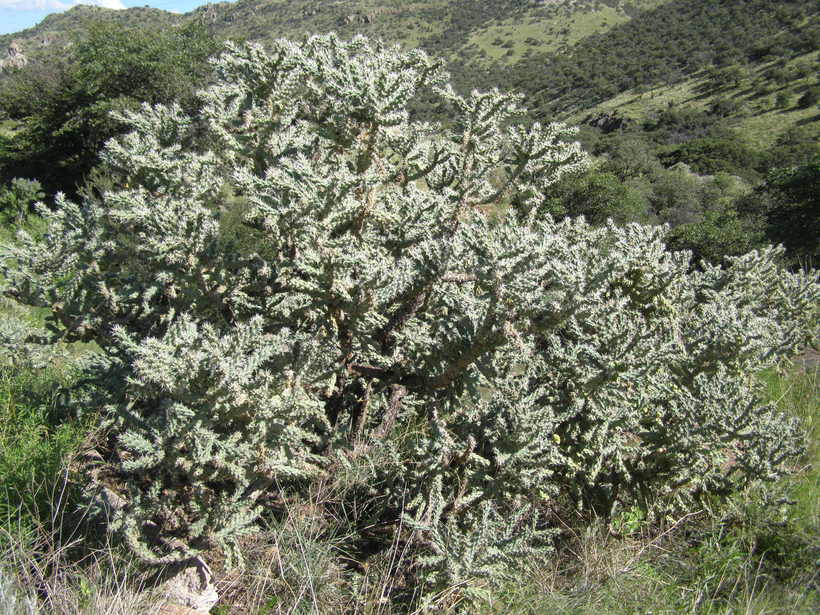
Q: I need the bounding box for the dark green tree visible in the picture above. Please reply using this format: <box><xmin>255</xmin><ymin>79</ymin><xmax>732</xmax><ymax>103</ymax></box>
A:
<box><xmin>667</xmin><ymin>173</ymin><xmax>764</xmax><ymax>263</ymax></box>
<box><xmin>649</xmin><ymin>165</ymin><xmax>703</xmax><ymax>225</ymax></box>
<box><xmin>601</xmin><ymin>137</ymin><xmax>663</xmax><ymax>181</ymax></box>
<box><xmin>0</xmin><ymin>178</ymin><xmax>44</xmax><ymax>225</ymax></box>
<box><xmin>659</xmin><ymin>134</ymin><xmax>761</xmax><ymax>180</ymax></box>
<box><xmin>544</xmin><ymin>168</ymin><xmax>650</xmax><ymax>225</ymax></box>
<box><xmin>0</xmin><ymin>21</ymin><xmax>219</xmax><ymax>196</ymax></box>
<box><xmin>775</xmin><ymin>91</ymin><xmax>793</xmax><ymax>109</ymax></box>
<box><xmin>753</xmin><ymin>162</ymin><xmax>820</xmax><ymax>264</ymax></box>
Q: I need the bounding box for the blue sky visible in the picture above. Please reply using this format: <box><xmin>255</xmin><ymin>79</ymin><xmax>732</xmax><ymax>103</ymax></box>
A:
<box><xmin>1</xmin><ymin>1</ymin><xmax>225</xmax><ymax>35</ymax></box>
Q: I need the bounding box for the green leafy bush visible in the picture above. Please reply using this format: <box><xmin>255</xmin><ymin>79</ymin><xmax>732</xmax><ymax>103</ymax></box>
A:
<box><xmin>0</xmin><ymin>21</ymin><xmax>219</xmax><ymax>195</ymax></box>
<box><xmin>0</xmin><ymin>178</ymin><xmax>43</xmax><ymax>226</ymax></box>
<box><xmin>2</xmin><ymin>35</ymin><xmax>817</xmax><ymax>598</ymax></box>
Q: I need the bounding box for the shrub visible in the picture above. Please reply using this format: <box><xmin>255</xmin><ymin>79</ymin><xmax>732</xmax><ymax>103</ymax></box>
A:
<box><xmin>0</xmin><ymin>178</ymin><xmax>43</xmax><ymax>226</ymax></box>
<box><xmin>775</xmin><ymin>91</ymin><xmax>793</xmax><ymax>109</ymax></box>
<box><xmin>2</xmin><ymin>34</ymin><xmax>817</xmax><ymax>598</ymax></box>
<box><xmin>0</xmin><ymin>21</ymin><xmax>219</xmax><ymax>196</ymax></box>
<box><xmin>758</xmin><ymin>162</ymin><xmax>820</xmax><ymax>264</ymax></box>
<box><xmin>797</xmin><ymin>86</ymin><xmax>820</xmax><ymax>109</ymax></box>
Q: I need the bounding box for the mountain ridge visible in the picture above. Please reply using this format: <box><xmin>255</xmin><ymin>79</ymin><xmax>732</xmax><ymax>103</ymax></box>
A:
<box><xmin>2</xmin><ymin>0</ymin><xmax>817</xmax><ymax>146</ymax></box>
<box><xmin>0</xmin><ymin>1</ymin><xmax>667</xmax><ymax>77</ymax></box>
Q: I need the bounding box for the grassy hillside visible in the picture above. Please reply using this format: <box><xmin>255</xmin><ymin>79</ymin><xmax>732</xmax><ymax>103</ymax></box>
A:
<box><xmin>461</xmin><ymin>0</ymin><xmax>668</xmax><ymax>63</ymax></box>
<box><xmin>576</xmin><ymin>49</ymin><xmax>820</xmax><ymax>149</ymax></box>
<box><xmin>1</xmin><ymin>0</ymin><xmax>816</xmax><ymax>261</ymax></box>
<box><xmin>0</xmin><ymin>2</ymin><xmax>675</xmax><ymax>85</ymax></box>
<box><xmin>504</xmin><ymin>0</ymin><xmax>818</xmax><ymax>116</ymax></box>
<box><xmin>3</xmin><ymin>1</ymin><xmax>816</xmax><ymax>135</ymax></box>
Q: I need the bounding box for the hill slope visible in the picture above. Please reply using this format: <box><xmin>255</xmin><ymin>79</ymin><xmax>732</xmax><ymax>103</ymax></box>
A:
<box><xmin>0</xmin><ymin>5</ymin><xmax>181</xmax><ymax>68</ymax></box>
<box><xmin>1</xmin><ymin>1</ymin><xmax>672</xmax><ymax>80</ymax></box>
<box><xmin>3</xmin><ymin>1</ymin><xmax>816</xmax><ymax>128</ymax></box>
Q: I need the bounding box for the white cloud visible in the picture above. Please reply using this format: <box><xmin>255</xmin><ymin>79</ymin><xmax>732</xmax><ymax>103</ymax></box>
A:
<box><xmin>90</xmin><ymin>0</ymin><xmax>126</xmax><ymax>8</ymax></box>
<box><xmin>0</xmin><ymin>0</ymin><xmax>125</xmax><ymax>11</ymax></box>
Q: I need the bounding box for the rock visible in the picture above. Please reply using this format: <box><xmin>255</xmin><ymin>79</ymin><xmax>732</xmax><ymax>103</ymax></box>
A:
<box><xmin>7</xmin><ymin>41</ymin><xmax>23</xmax><ymax>58</ymax></box>
<box><xmin>160</xmin><ymin>557</ymin><xmax>219</xmax><ymax>614</ymax></box>
<box><xmin>583</xmin><ymin>111</ymin><xmax>634</xmax><ymax>133</ymax></box>
<box><xmin>157</xmin><ymin>605</ymin><xmax>206</xmax><ymax>615</ymax></box>
<box><xmin>1</xmin><ymin>41</ymin><xmax>28</xmax><ymax>70</ymax></box>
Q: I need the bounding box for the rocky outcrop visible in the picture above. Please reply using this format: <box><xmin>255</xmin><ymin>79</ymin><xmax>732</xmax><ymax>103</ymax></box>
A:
<box><xmin>1</xmin><ymin>41</ymin><xmax>28</xmax><ymax>70</ymax></box>
<box><xmin>583</xmin><ymin>111</ymin><xmax>635</xmax><ymax>133</ymax></box>
<box><xmin>339</xmin><ymin>12</ymin><xmax>378</xmax><ymax>26</ymax></box>
<box><xmin>39</xmin><ymin>33</ymin><xmax>58</xmax><ymax>47</ymax></box>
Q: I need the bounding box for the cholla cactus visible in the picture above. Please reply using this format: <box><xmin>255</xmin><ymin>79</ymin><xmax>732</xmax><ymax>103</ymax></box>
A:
<box><xmin>1</xmin><ymin>33</ymin><xmax>817</xmax><ymax>587</ymax></box>
<box><xmin>406</xmin><ymin>475</ymin><xmax>552</xmax><ymax>605</ymax></box>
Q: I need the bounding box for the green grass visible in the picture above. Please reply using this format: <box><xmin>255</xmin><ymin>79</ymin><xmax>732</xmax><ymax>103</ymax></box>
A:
<box><xmin>760</xmin><ymin>364</ymin><xmax>819</xmax><ymax>532</ymax></box>
<box><xmin>737</xmin><ymin>106</ymin><xmax>820</xmax><ymax>151</ymax></box>
<box><xmin>0</xmin><ymin>273</ymin><xmax>95</xmax><ymax>546</ymax></box>
<box><xmin>464</xmin><ymin>1</ymin><xmax>669</xmax><ymax>64</ymax></box>
<box><xmin>569</xmin><ymin>77</ymin><xmax>706</xmax><ymax>121</ymax></box>
<box><xmin>573</xmin><ymin>49</ymin><xmax>820</xmax><ymax>149</ymax></box>
<box><xmin>0</xmin><ymin>361</ymin><xmax>89</xmax><ymax>544</ymax></box>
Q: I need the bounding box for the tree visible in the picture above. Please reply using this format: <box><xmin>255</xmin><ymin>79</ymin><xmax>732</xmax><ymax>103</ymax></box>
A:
<box><xmin>649</xmin><ymin>165</ymin><xmax>703</xmax><ymax>225</ymax></box>
<box><xmin>601</xmin><ymin>137</ymin><xmax>662</xmax><ymax>181</ymax></box>
<box><xmin>761</xmin><ymin>126</ymin><xmax>820</xmax><ymax>171</ymax></box>
<box><xmin>666</xmin><ymin>172</ymin><xmax>766</xmax><ymax>264</ymax></box>
<box><xmin>775</xmin><ymin>90</ymin><xmax>793</xmax><ymax>109</ymax></box>
<box><xmin>0</xmin><ymin>178</ymin><xmax>43</xmax><ymax>225</ymax></box>
<box><xmin>658</xmin><ymin>134</ymin><xmax>761</xmax><ymax>180</ymax></box>
<box><xmin>705</xmin><ymin>65</ymin><xmax>745</xmax><ymax>92</ymax></box>
<box><xmin>0</xmin><ymin>20</ymin><xmax>219</xmax><ymax>196</ymax></box>
<box><xmin>709</xmin><ymin>97</ymin><xmax>743</xmax><ymax>117</ymax></box>
<box><xmin>543</xmin><ymin>168</ymin><xmax>649</xmax><ymax>225</ymax></box>
<box><xmin>752</xmin><ymin>162</ymin><xmax>820</xmax><ymax>264</ymax></box>
<box><xmin>2</xmin><ymin>35</ymin><xmax>816</xmax><ymax>599</ymax></box>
